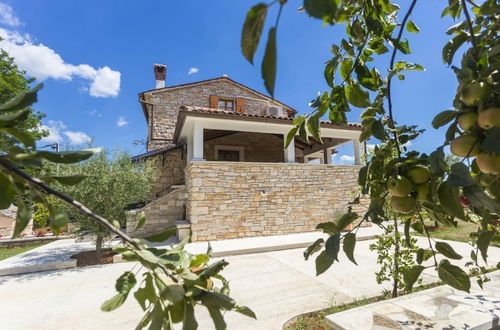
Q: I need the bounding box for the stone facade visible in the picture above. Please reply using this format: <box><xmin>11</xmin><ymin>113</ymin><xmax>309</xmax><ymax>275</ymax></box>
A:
<box><xmin>185</xmin><ymin>162</ymin><xmax>368</xmax><ymax>242</ymax></box>
<box><xmin>142</xmin><ymin>78</ymin><xmax>291</xmax><ymax>151</ymax></box>
<box><xmin>204</xmin><ymin>132</ymin><xmax>284</xmax><ymax>162</ymax></box>
<box><xmin>126</xmin><ymin>186</ymin><xmax>186</xmax><ymax>238</ymax></box>
<box><xmin>149</xmin><ymin>148</ymin><xmax>186</xmax><ymax>197</ymax></box>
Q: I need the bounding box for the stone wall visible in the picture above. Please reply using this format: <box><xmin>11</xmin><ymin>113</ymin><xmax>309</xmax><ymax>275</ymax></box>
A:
<box><xmin>185</xmin><ymin>162</ymin><xmax>368</xmax><ymax>242</ymax></box>
<box><xmin>144</xmin><ymin>78</ymin><xmax>288</xmax><ymax>151</ymax></box>
<box><xmin>204</xmin><ymin>132</ymin><xmax>284</xmax><ymax>162</ymax></box>
<box><xmin>127</xmin><ymin>186</ymin><xmax>186</xmax><ymax>238</ymax></box>
<box><xmin>149</xmin><ymin>148</ymin><xmax>186</xmax><ymax>197</ymax></box>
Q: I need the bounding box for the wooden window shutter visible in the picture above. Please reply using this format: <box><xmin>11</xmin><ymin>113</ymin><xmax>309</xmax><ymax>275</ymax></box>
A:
<box><xmin>209</xmin><ymin>95</ymin><xmax>219</xmax><ymax>108</ymax></box>
<box><xmin>235</xmin><ymin>97</ymin><xmax>246</xmax><ymax>113</ymax></box>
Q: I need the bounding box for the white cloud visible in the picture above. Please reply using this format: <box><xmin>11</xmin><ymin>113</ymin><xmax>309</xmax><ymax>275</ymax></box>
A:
<box><xmin>403</xmin><ymin>141</ymin><xmax>413</xmax><ymax>147</ymax></box>
<box><xmin>340</xmin><ymin>155</ymin><xmax>355</xmax><ymax>162</ymax></box>
<box><xmin>40</xmin><ymin>120</ymin><xmax>91</xmax><ymax>145</ymax></box>
<box><xmin>0</xmin><ymin>28</ymin><xmax>121</xmax><ymax>97</ymax></box>
<box><xmin>116</xmin><ymin>116</ymin><xmax>128</xmax><ymax>127</ymax></box>
<box><xmin>40</xmin><ymin>120</ymin><xmax>66</xmax><ymax>143</ymax></box>
<box><xmin>0</xmin><ymin>3</ymin><xmax>22</xmax><ymax>27</ymax></box>
<box><xmin>64</xmin><ymin>131</ymin><xmax>91</xmax><ymax>145</ymax></box>
<box><xmin>87</xmin><ymin>109</ymin><xmax>102</xmax><ymax>117</ymax></box>
<box><xmin>187</xmin><ymin>67</ymin><xmax>199</xmax><ymax>75</ymax></box>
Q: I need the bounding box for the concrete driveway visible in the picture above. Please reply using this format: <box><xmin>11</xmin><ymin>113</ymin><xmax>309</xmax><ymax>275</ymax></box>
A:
<box><xmin>0</xmin><ymin>237</ymin><xmax>498</xmax><ymax>330</ymax></box>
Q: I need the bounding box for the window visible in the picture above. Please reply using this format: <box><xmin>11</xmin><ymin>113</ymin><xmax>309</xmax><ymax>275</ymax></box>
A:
<box><xmin>214</xmin><ymin>146</ymin><xmax>244</xmax><ymax>161</ymax></box>
<box><xmin>218</xmin><ymin>98</ymin><xmax>234</xmax><ymax>111</ymax></box>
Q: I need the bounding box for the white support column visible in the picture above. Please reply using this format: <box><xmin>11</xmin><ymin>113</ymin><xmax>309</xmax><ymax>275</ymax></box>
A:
<box><xmin>303</xmin><ymin>156</ymin><xmax>309</xmax><ymax>164</ymax></box>
<box><xmin>284</xmin><ymin>136</ymin><xmax>295</xmax><ymax>163</ymax></box>
<box><xmin>187</xmin><ymin>136</ymin><xmax>193</xmax><ymax>163</ymax></box>
<box><xmin>353</xmin><ymin>139</ymin><xmax>362</xmax><ymax>165</ymax></box>
<box><xmin>192</xmin><ymin>121</ymin><xmax>205</xmax><ymax>161</ymax></box>
<box><xmin>326</xmin><ymin>148</ymin><xmax>333</xmax><ymax>164</ymax></box>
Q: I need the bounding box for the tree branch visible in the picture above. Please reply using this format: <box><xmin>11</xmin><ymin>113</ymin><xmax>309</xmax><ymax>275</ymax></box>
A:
<box><xmin>0</xmin><ymin>158</ymin><xmax>179</xmax><ymax>282</ymax></box>
<box><xmin>461</xmin><ymin>0</ymin><xmax>479</xmax><ymax>60</ymax></box>
<box><xmin>415</xmin><ymin>205</ymin><xmax>439</xmax><ymax>267</ymax></box>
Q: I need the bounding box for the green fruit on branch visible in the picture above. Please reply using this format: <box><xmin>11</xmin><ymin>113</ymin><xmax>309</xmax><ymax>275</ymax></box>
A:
<box><xmin>415</xmin><ymin>183</ymin><xmax>430</xmax><ymax>201</ymax></box>
<box><xmin>387</xmin><ymin>175</ymin><xmax>413</xmax><ymax>197</ymax></box>
<box><xmin>458</xmin><ymin>112</ymin><xmax>478</xmax><ymax>131</ymax></box>
<box><xmin>477</xmin><ymin>107</ymin><xmax>500</xmax><ymax>130</ymax></box>
<box><xmin>407</xmin><ymin>165</ymin><xmax>430</xmax><ymax>184</ymax></box>
<box><xmin>476</xmin><ymin>152</ymin><xmax>500</xmax><ymax>174</ymax></box>
<box><xmin>450</xmin><ymin>134</ymin><xmax>480</xmax><ymax>157</ymax></box>
<box><xmin>390</xmin><ymin>196</ymin><xmax>416</xmax><ymax>214</ymax></box>
<box><xmin>460</xmin><ymin>81</ymin><xmax>491</xmax><ymax>106</ymax></box>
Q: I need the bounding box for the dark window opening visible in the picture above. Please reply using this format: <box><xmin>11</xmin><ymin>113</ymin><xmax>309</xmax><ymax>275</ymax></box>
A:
<box><xmin>218</xmin><ymin>149</ymin><xmax>240</xmax><ymax>161</ymax></box>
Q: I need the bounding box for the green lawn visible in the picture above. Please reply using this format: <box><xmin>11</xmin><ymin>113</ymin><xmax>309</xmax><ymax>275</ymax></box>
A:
<box><xmin>0</xmin><ymin>243</ymin><xmax>45</xmax><ymax>261</ymax></box>
<box><xmin>413</xmin><ymin>221</ymin><xmax>499</xmax><ymax>246</ymax></box>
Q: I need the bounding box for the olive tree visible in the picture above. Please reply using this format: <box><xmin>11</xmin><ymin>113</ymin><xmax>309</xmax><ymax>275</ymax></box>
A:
<box><xmin>241</xmin><ymin>0</ymin><xmax>499</xmax><ymax>296</ymax></box>
<box><xmin>42</xmin><ymin>149</ymin><xmax>157</xmax><ymax>258</ymax></box>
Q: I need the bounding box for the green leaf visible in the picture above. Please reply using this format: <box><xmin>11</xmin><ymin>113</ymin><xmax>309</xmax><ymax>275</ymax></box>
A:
<box><xmin>371</xmin><ymin>120</ymin><xmax>385</xmax><ymax>140</ymax></box>
<box><xmin>1</xmin><ymin>127</ymin><xmax>36</xmax><ymax>148</ymax></box>
<box><xmin>12</xmin><ymin>201</ymin><xmax>32</xmax><ymax>238</ymax></box>
<box><xmin>435</xmin><ymin>241</ymin><xmax>462</xmax><ymax>260</ymax></box>
<box><xmin>406</xmin><ymin>20</ymin><xmax>420</xmax><ymax>33</ymax></box>
<box><xmin>437</xmin><ymin>259</ymin><xmax>471</xmax><ymax>293</ymax></box>
<box><xmin>324</xmin><ymin>59</ymin><xmax>336</xmax><ymax>87</ymax></box>
<box><xmin>463</xmin><ymin>185</ymin><xmax>500</xmax><ymax>214</ymax></box>
<box><xmin>392</xmin><ymin>38</ymin><xmax>411</xmax><ymax>54</ymax></box>
<box><xmin>404</xmin><ymin>219</ymin><xmax>412</xmax><ymax>247</ymax></box>
<box><xmin>116</xmin><ymin>271</ymin><xmax>137</xmax><ymax>295</ymax></box>
<box><xmin>411</xmin><ymin>222</ymin><xmax>424</xmax><ymax>234</ymax></box>
<box><xmin>477</xmin><ymin>230</ymin><xmax>495</xmax><ymax>263</ymax></box>
<box><xmin>316</xmin><ymin>222</ymin><xmax>338</xmax><ymax>235</ymax></box>
<box><xmin>46</xmin><ymin>175</ymin><xmax>87</xmax><ymax>186</ymax></box>
<box><xmin>403</xmin><ymin>265</ymin><xmax>425</xmax><ymax>291</ymax></box>
<box><xmin>480</xmin><ymin>127</ymin><xmax>500</xmax><ymax>153</ymax></box>
<box><xmin>416</xmin><ymin>248</ymin><xmax>434</xmax><ymax>265</ymax></box>
<box><xmin>340</xmin><ymin>59</ymin><xmax>353</xmax><ymax>81</ymax></box>
<box><xmin>438</xmin><ymin>182</ymin><xmax>465</xmax><ymax>220</ymax></box>
<box><xmin>101</xmin><ymin>293</ymin><xmax>126</xmax><ymax>312</ymax></box>
<box><xmin>0</xmin><ymin>83</ymin><xmax>42</xmax><ymax>112</ymax></box>
<box><xmin>234</xmin><ymin>306</ymin><xmax>257</xmax><ymax>319</ymax></box>
<box><xmin>38</xmin><ymin>149</ymin><xmax>98</xmax><ymax>164</ymax></box>
<box><xmin>0</xmin><ymin>172</ymin><xmax>15</xmax><ymax>209</ymax></box>
<box><xmin>144</xmin><ymin>227</ymin><xmax>177</xmax><ymax>242</ymax></box>
<box><xmin>442</xmin><ymin>33</ymin><xmax>468</xmax><ymax>65</ymax></box>
<box><xmin>134</xmin><ymin>274</ymin><xmax>155</xmax><ymax>311</ymax></box>
<box><xmin>50</xmin><ymin>211</ymin><xmax>69</xmax><ymax>235</ymax></box>
<box><xmin>342</xmin><ymin>233</ymin><xmax>357</xmax><ymax>265</ymax></box>
<box><xmin>336</xmin><ymin>212</ymin><xmax>358</xmax><ymax>231</ymax></box>
<box><xmin>207</xmin><ymin>306</ymin><xmax>226</xmax><ymax>330</ymax></box>
<box><xmin>200</xmin><ymin>260</ymin><xmax>229</xmax><ymax>278</ymax></box>
<box><xmin>315</xmin><ymin>250</ymin><xmax>334</xmax><ymax>275</ymax></box>
<box><xmin>345</xmin><ymin>83</ymin><xmax>370</xmax><ymax>108</ymax></box>
<box><xmin>0</xmin><ymin>109</ymin><xmax>29</xmax><ymax>126</ymax></box>
<box><xmin>303</xmin><ymin>0</ymin><xmax>337</xmax><ymax>18</ymax></box>
<box><xmin>307</xmin><ymin>115</ymin><xmax>322</xmax><ymax>143</ymax></box>
<box><xmin>261</xmin><ymin>27</ymin><xmax>277</xmax><ymax>96</ymax></box>
<box><xmin>304</xmin><ymin>238</ymin><xmax>324</xmax><ymax>260</ymax></box>
<box><xmin>432</xmin><ymin>110</ymin><xmax>456</xmax><ymax>129</ymax></box>
<box><xmin>325</xmin><ymin>234</ymin><xmax>340</xmax><ymax>261</ymax></box>
<box><xmin>182</xmin><ymin>302</ymin><xmax>198</xmax><ymax>330</ymax></box>
<box><xmin>200</xmin><ymin>291</ymin><xmax>236</xmax><ymax>310</ymax></box>
<box><xmin>447</xmin><ymin>163</ymin><xmax>475</xmax><ymax>188</ymax></box>
<box><xmin>134</xmin><ymin>212</ymin><xmax>146</xmax><ymax>232</ymax></box>
<box><xmin>241</xmin><ymin>3</ymin><xmax>267</xmax><ymax>64</ymax></box>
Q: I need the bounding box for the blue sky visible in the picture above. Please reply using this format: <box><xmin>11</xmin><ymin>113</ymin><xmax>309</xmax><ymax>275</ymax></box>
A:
<box><xmin>0</xmin><ymin>1</ymin><xmax>459</xmax><ymax>163</ymax></box>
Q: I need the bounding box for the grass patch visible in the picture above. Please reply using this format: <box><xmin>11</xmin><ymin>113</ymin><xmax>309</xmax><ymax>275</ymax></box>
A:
<box><xmin>0</xmin><ymin>244</ymin><xmax>46</xmax><ymax>261</ymax></box>
<box><xmin>413</xmin><ymin>221</ymin><xmax>499</xmax><ymax>247</ymax></box>
<box><xmin>284</xmin><ymin>282</ymin><xmax>441</xmax><ymax>330</ymax></box>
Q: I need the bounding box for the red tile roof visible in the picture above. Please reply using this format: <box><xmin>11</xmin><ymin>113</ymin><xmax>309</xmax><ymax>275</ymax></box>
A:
<box><xmin>179</xmin><ymin>105</ymin><xmax>362</xmax><ymax>128</ymax></box>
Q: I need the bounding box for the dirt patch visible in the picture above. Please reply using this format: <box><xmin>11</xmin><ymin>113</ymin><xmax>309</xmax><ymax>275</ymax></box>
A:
<box><xmin>71</xmin><ymin>249</ymin><xmax>117</xmax><ymax>267</ymax></box>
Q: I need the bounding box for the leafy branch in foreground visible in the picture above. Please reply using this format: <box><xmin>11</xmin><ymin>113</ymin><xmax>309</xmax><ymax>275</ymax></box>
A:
<box><xmin>241</xmin><ymin>0</ymin><xmax>500</xmax><ymax>297</ymax></box>
<box><xmin>0</xmin><ymin>85</ymin><xmax>255</xmax><ymax>329</ymax></box>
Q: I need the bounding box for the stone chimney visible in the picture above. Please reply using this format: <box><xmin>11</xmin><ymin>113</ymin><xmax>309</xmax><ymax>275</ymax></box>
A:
<box><xmin>154</xmin><ymin>64</ymin><xmax>167</xmax><ymax>89</ymax></box>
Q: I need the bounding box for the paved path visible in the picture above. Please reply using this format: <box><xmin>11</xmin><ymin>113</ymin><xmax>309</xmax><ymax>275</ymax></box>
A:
<box><xmin>0</xmin><ymin>237</ymin><xmax>499</xmax><ymax>329</ymax></box>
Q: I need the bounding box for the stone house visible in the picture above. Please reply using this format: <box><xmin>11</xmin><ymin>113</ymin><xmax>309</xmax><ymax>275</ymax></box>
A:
<box><xmin>127</xmin><ymin>64</ymin><xmax>368</xmax><ymax>241</ymax></box>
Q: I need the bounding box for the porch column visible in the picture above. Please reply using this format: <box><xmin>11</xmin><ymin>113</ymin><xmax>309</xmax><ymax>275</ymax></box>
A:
<box><xmin>284</xmin><ymin>136</ymin><xmax>295</xmax><ymax>163</ymax></box>
<box><xmin>326</xmin><ymin>148</ymin><xmax>333</xmax><ymax>164</ymax></box>
<box><xmin>187</xmin><ymin>137</ymin><xmax>193</xmax><ymax>163</ymax></box>
<box><xmin>353</xmin><ymin>139</ymin><xmax>363</xmax><ymax>165</ymax></box>
<box><xmin>303</xmin><ymin>156</ymin><xmax>309</xmax><ymax>164</ymax></box>
<box><xmin>192</xmin><ymin>121</ymin><xmax>205</xmax><ymax>161</ymax></box>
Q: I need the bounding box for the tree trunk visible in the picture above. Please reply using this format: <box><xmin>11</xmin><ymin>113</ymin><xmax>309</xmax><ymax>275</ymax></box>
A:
<box><xmin>95</xmin><ymin>234</ymin><xmax>103</xmax><ymax>260</ymax></box>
